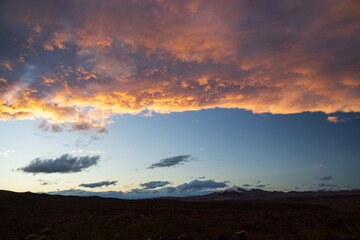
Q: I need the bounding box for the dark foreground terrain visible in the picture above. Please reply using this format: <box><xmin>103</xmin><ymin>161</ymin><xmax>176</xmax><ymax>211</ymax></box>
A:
<box><xmin>1</xmin><ymin>190</ymin><xmax>360</xmax><ymax>240</ymax></box>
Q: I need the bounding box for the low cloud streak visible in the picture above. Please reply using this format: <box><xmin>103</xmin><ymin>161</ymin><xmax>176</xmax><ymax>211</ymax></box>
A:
<box><xmin>79</xmin><ymin>180</ymin><xmax>117</xmax><ymax>188</ymax></box>
<box><xmin>147</xmin><ymin>155</ymin><xmax>193</xmax><ymax>169</ymax></box>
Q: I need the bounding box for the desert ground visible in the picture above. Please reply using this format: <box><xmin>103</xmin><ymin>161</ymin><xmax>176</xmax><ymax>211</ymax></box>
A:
<box><xmin>1</xmin><ymin>190</ymin><xmax>360</xmax><ymax>240</ymax></box>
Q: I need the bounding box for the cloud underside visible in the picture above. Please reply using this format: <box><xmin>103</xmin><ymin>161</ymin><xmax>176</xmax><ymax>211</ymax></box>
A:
<box><xmin>147</xmin><ymin>155</ymin><xmax>193</xmax><ymax>169</ymax></box>
<box><xmin>19</xmin><ymin>154</ymin><xmax>100</xmax><ymax>174</ymax></box>
<box><xmin>0</xmin><ymin>0</ymin><xmax>360</xmax><ymax>130</ymax></box>
<box><xmin>48</xmin><ymin>179</ymin><xmax>228</xmax><ymax>199</ymax></box>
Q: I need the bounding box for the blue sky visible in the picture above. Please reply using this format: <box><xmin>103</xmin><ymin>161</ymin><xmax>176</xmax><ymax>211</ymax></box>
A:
<box><xmin>0</xmin><ymin>0</ymin><xmax>360</xmax><ymax>198</ymax></box>
<box><xmin>1</xmin><ymin>109</ymin><xmax>359</xmax><ymax>198</ymax></box>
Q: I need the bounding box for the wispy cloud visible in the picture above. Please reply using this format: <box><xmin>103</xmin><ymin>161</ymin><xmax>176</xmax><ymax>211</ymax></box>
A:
<box><xmin>0</xmin><ymin>150</ymin><xmax>16</xmax><ymax>157</ymax></box>
<box><xmin>318</xmin><ymin>183</ymin><xmax>338</xmax><ymax>188</ymax></box>
<box><xmin>147</xmin><ymin>155</ymin><xmax>194</xmax><ymax>169</ymax></box>
<box><xmin>72</xmin><ymin>149</ymin><xmax>106</xmax><ymax>154</ymax></box>
<box><xmin>327</xmin><ymin>115</ymin><xmax>359</xmax><ymax>123</ymax></box>
<box><xmin>1</xmin><ymin>0</ymin><xmax>360</xmax><ymax>131</ymax></box>
<box><xmin>38</xmin><ymin>179</ymin><xmax>57</xmax><ymax>186</ymax></box>
<box><xmin>18</xmin><ymin>154</ymin><xmax>100</xmax><ymax>174</ymax></box>
<box><xmin>314</xmin><ymin>164</ymin><xmax>324</xmax><ymax>168</ymax></box>
<box><xmin>79</xmin><ymin>180</ymin><xmax>117</xmax><ymax>188</ymax></box>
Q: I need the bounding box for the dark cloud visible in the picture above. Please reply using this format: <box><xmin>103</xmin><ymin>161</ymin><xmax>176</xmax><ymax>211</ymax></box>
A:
<box><xmin>140</xmin><ymin>181</ymin><xmax>170</xmax><ymax>189</ymax></box>
<box><xmin>320</xmin><ymin>176</ymin><xmax>333</xmax><ymax>181</ymax></box>
<box><xmin>256</xmin><ymin>184</ymin><xmax>266</xmax><ymax>188</ymax></box>
<box><xmin>19</xmin><ymin>154</ymin><xmax>100</xmax><ymax>174</ymax></box>
<box><xmin>242</xmin><ymin>184</ymin><xmax>252</xmax><ymax>187</ymax></box>
<box><xmin>176</xmin><ymin>179</ymin><xmax>227</xmax><ymax>192</ymax></box>
<box><xmin>318</xmin><ymin>183</ymin><xmax>338</xmax><ymax>188</ymax></box>
<box><xmin>79</xmin><ymin>180</ymin><xmax>117</xmax><ymax>188</ymax></box>
<box><xmin>147</xmin><ymin>155</ymin><xmax>194</xmax><ymax>169</ymax></box>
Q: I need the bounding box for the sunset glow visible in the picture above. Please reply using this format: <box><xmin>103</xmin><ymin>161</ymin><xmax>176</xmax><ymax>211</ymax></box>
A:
<box><xmin>0</xmin><ymin>0</ymin><xmax>359</xmax><ymax>198</ymax></box>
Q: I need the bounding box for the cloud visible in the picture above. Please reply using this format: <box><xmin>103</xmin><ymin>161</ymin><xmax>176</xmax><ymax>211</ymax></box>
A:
<box><xmin>327</xmin><ymin>115</ymin><xmax>359</xmax><ymax>123</ymax></box>
<box><xmin>320</xmin><ymin>176</ymin><xmax>333</xmax><ymax>181</ymax></box>
<box><xmin>318</xmin><ymin>183</ymin><xmax>338</xmax><ymax>188</ymax></box>
<box><xmin>47</xmin><ymin>179</ymin><xmax>228</xmax><ymax>199</ymax></box>
<box><xmin>79</xmin><ymin>180</ymin><xmax>117</xmax><ymax>188</ymax></box>
<box><xmin>1</xmin><ymin>0</ymin><xmax>360</xmax><ymax>131</ymax></box>
<box><xmin>256</xmin><ymin>184</ymin><xmax>266</xmax><ymax>188</ymax></box>
<box><xmin>140</xmin><ymin>181</ymin><xmax>170</xmax><ymax>189</ymax></box>
<box><xmin>242</xmin><ymin>184</ymin><xmax>252</xmax><ymax>187</ymax></box>
<box><xmin>327</xmin><ymin>116</ymin><xmax>342</xmax><ymax>123</ymax></box>
<box><xmin>176</xmin><ymin>179</ymin><xmax>228</xmax><ymax>192</ymax></box>
<box><xmin>0</xmin><ymin>150</ymin><xmax>16</xmax><ymax>157</ymax></box>
<box><xmin>18</xmin><ymin>154</ymin><xmax>100</xmax><ymax>174</ymax></box>
<box><xmin>38</xmin><ymin>120</ymin><xmax>64</xmax><ymax>133</ymax></box>
<box><xmin>71</xmin><ymin>122</ymin><xmax>108</xmax><ymax>133</ymax></box>
<box><xmin>38</xmin><ymin>179</ymin><xmax>56</xmax><ymax>186</ymax></box>
<box><xmin>72</xmin><ymin>149</ymin><xmax>106</xmax><ymax>154</ymax></box>
<box><xmin>147</xmin><ymin>155</ymin><xmax>194</xmax><ymax>169</ymax></box>
<box><xmin>314</xmin><ymin>164</ymin><xmax>324</xmax><ymax>168</ymax></box>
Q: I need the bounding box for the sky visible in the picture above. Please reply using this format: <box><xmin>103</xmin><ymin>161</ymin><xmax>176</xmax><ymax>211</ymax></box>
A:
<box><xmin>0</xmin><ymin>0</ymin><xmax>359</xmax><ymax>199</ymax></box>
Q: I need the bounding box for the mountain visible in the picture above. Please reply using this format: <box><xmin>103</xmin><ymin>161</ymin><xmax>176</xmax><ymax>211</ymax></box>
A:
<box><xmin>220</xmin><ymin>187</ymin><xmax>247</xmax><ymax>194</ymax></box>
<box><xmin>180</xmin><ymin>187</ymin><xmax>360</xmax><ymax>201</ymax></box>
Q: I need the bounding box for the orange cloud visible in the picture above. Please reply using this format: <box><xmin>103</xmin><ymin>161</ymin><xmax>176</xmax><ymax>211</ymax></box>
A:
<box><xmin>0</xmin><ymin>0</ymin><xmax>359</xmax><ymax>130</ymax></box>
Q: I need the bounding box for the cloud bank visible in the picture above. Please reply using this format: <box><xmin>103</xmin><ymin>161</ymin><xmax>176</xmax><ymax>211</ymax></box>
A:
<box><xmin>0</xmin><ymin>0</ymin><xmax>359</xmax><ymax>130</ymax></box>
<box><xmin>147</xmin><ymin>155</ymin><xmax>194</xmax><ymax>169</ymax></box>
<box><xmin>47</xmin><ymin>179</ymin><xmax>228</xmax><ymax>199</ymax></box>
<box><xmin>79</xmin><ymin>180</ymin><xmax>117</xmax><ymax>188</ymax></box>
<box><xmin>19</xmin><ymin>154</ymin><xmax>100</xmax><ymax>174</ymax></box>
